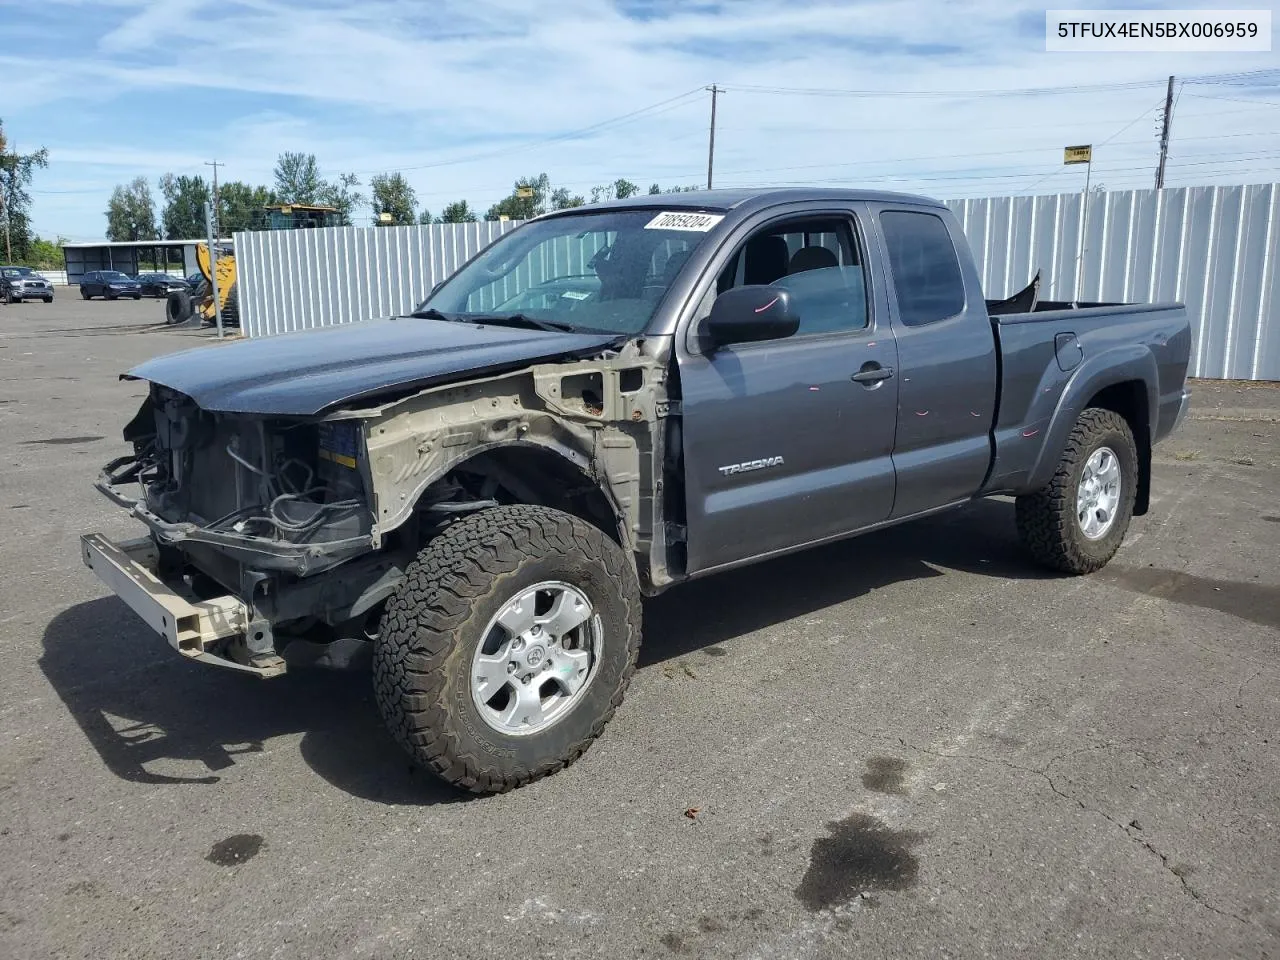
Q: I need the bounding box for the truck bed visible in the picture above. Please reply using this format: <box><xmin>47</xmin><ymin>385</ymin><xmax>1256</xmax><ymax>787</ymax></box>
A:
<box><xmin>981</xmin><ymin>300</ymin><xmax>1192</xmax><ymax>499</ymax></box>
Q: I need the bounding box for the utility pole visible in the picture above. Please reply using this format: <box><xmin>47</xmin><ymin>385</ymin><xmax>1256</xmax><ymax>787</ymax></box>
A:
<box><xmin>705</xmin><ymin>85</ymin><xmax>722</xmax><ymax>190</ymax></box>
<box><xmin>1154</xmin><ymin>76</ymin><xmax>1175</xmax><ymax>190</ymax></box>
<box><xmin>204</xmin><ymin>200</ymin><xmax>224</xmax><ymax>340</ymax></box>
<box><xmin>204</xmin><ymin>160</ymin><xmax>222</xmax><ymax>237</ymax></box>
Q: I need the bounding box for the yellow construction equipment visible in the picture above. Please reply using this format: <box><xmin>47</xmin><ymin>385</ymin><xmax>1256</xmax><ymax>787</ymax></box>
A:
<box><xmin>163</xmin><ymin>203</ymin><xmax>345</xmax><ymax>327</ymax></box>
<box><xmin>164</xmin><ymin>242</ymin><xmax>238</xmax><ymax>327</ymax></box>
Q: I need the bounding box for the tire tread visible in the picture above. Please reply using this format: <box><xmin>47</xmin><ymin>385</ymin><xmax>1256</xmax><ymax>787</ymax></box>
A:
<box><xmin>372</xmin><ymin>505</ymin><xmax>642</xmax><ymax>794</ymax></box>
<box><xmin>1016</xmin><ymin>408</ymin><xmax>1137</xmax><ymax>575</ymax></box>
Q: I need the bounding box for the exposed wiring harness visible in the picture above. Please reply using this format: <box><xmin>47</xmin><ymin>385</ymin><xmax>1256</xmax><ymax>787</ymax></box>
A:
<box><xmin>222</xmin><ymin>443</ymin><xmax>364</xmax><ymax>540</ymax></box>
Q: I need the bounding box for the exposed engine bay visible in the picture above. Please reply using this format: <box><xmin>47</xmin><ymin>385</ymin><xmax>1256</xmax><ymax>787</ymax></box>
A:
<box><xmin>91</xmin><ymin>348</ymin><xmax>676</xmax><ymax>672</ymax></box>
<box><xmin>106</xmin><ymin>384</ymin><xmax>375</xmax><ymax>569</ymax></box>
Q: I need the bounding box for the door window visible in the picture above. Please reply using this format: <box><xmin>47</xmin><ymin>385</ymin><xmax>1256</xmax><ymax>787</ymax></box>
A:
<box><xmin>713</xmin><ymin>216</ymin><xmax>868</xmax><ymax>336</ymax></box>
<box><xmin>880</xmin><ymin>211</ymin><xmax>966</xmax><ymax>327</ymax></box>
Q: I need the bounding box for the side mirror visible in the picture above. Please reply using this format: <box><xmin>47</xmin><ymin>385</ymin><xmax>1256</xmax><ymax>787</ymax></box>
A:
<box><xmin>702</xmin><ymin>286</ymin><xmax>799</xmax><ymax>350</ymax></box>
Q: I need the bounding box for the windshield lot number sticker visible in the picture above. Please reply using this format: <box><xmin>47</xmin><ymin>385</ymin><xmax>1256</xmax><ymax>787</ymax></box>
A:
<box><xmin>645</xmin><ymin>211</ymin><xmax>725</xmax><ymax>232</ymax></box>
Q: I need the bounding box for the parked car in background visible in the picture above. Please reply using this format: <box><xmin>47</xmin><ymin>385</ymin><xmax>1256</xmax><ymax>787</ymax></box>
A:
<box><xmin>79</xmin><ymin>271</ymin><xmax>142</xmax><ymax>300</ymax></box>
<box><xmin>136</xmin><ymin>273</ymin><xmax>190</xmax><ymax>298</ymax></box>
<box><xmin>1</xmin><ymin>266</ymin><xmax>54</xmax><ymax>303</ymax></box>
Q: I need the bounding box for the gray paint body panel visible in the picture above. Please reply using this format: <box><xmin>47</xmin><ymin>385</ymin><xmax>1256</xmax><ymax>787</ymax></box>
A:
<box><xmin>127</xmin><ymin>317</ymin><xmax>620</xmax><ymax>415</ymax></box>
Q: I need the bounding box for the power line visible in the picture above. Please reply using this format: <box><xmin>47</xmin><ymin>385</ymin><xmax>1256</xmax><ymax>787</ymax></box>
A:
<box><xmin>722</xmin><ymin>68</ymin><xmax>1280</xmax><ymax>101</ymax></box>
<box><xmin>1019</xmin><ymin>100</ymin><xmax>1164</xmax><ymax>194</ymax></box>
<box><xmin>1181</xmin><ymin>92</ymin><xmax>1280</xmax><ymax>108</ymax></box>
<box><xmin>349</xmin><ymin>88</ymin><xmax>706</xmax><ymax>176</ymax></box>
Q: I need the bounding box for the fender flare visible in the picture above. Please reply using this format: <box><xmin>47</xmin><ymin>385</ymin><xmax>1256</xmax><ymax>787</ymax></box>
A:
<box><xmin>1024</xmin><ymin>343</ymin><xmax>1157</xmax><ymax>493</ymax></box>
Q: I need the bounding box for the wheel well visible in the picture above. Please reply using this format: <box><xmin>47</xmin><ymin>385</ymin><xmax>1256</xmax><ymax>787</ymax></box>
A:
<box><xmin>1086</xmin><ymin>381</ymin><xmax>1151</xmax><ymax>516</ymax></box>
<box><xmin>427</xmin><ymin>446</ymin><xmax>625</xmax><ymax>546</ymax></box>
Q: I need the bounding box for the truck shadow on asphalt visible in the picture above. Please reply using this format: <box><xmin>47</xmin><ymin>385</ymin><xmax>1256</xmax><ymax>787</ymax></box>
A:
<box><xmin>39</xmin><ymin>602</ymin><xmax>464</xmax><ymax>806</ymax></box>
<box><xmin>641</xmin><ymin>497</ymin><xmax>1048</xmax><ymax>665</ymax></box>
<box><xmin>45</xmin><ymin>498</ymin><xmax>1265</xmax><ymax>804</ymax></box>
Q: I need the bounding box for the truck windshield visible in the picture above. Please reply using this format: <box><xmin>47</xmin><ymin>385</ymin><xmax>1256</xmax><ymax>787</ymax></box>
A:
<box><xmin>418</xmin><ymin>209</ymin><xmax>720</xmax><ymax>334</ymax></box>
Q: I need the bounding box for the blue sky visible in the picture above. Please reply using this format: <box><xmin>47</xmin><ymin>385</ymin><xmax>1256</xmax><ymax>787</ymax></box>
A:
<box><xmin>2</xmin><ymin>0</ymin><xmax>1279</xmax><ymax>240</ymax></box>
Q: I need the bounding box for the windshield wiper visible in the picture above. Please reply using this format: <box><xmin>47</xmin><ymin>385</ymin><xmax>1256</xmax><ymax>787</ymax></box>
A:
<box><xmin>408</xmin><ymin>307</ymin><xmax>455</xmax><ymax>321</ymax></box>
<box><xmin>467</xmin><ymin>313</ymin><xmax>579</xmax><ymax>333</ymax></box>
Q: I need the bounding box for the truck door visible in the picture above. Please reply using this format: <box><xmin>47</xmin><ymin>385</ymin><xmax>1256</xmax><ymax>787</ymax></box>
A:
<box><xmin>677</xmin><ymin>208</ymin><xmax>899</xmax><ymax>575</ymax></box>
<box><xmin>870</xmin><ymin>206</ymin><xmax>998</xmax><ymax>518</ymax></box>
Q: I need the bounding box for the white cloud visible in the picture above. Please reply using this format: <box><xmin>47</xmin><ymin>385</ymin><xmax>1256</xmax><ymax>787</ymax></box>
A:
<box><xmin>6</xmin><ymin>0</ymin><xmax>1280</xmax><ymax>238</ymax></box>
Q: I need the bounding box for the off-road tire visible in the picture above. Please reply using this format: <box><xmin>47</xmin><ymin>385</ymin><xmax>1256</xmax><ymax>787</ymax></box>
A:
<box><xmin>373</xmin><ymin>505</ymin><xmax>642</xmax><ymax>794</ymax></box>
<box><xmin>1016</xmin><ymin>408</ymin><xmax>1138</xmax><ymax>574</ymax></box>
<box><xmin>165</xmin><ymin>290</ymin><xmax>193</xmax><ymax>324</ymax></box>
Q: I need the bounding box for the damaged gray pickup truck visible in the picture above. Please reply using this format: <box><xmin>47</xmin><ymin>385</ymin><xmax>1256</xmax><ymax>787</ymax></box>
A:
<box><xmin>83</xmin><ymin>188</ymin><xmax>1192</xmax><ymax>793</ymax></box>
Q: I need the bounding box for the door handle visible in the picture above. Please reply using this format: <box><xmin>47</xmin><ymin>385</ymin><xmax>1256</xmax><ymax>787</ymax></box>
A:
<box><xmin>851</xmin><ymin>364</ymin><xmax>894</xmax><ymax>384</ymax></box>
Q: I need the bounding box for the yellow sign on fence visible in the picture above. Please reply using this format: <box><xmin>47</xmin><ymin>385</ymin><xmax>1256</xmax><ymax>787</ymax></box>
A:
<box><xmin>1064</xmin><ymin>145</ymin><xmax>1093</xmax><ymax>165</ymax></box>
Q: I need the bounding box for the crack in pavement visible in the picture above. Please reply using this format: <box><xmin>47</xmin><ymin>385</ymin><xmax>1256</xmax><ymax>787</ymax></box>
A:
<box><xmin>889</xmin><ymin>736</ymin><xmax>1257</xmax><ymax>930</ymax></box>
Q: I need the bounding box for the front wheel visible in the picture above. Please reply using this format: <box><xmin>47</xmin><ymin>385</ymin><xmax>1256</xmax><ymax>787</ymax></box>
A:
<box><xmin>1016</xmin><ymin>408</ymin><xmax>1138</xmax><ymax>574</ymax></box>
<box><xmin>43</xmin><ymin>297</ymin><xmax>52</xmax><ymax>303</ymax></box>
<box><xmin>373</xmin><ymin>505</ymin><xmax>642</xmax><ymax>794</ymax></box>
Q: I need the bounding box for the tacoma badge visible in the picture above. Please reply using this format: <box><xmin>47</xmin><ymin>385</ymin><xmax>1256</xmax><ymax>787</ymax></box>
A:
<box><xmin>718</xmin><ymin>456</ymin><xmax>785</xmax><ymax>476</ymax></box>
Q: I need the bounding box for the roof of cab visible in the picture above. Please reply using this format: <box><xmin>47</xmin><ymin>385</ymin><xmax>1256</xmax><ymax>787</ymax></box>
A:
<box><xmin>538</xmin><ymin>186</ymin><xmax>948</xmax><ymax>218</ymax></box>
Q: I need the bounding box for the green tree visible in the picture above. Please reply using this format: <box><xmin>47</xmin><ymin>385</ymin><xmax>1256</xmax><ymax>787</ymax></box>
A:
<box><xmin>370</xmin><ymin>172</ymin><xmax>416</xmax><ymax>225</ymax></box>
<box><xmin>589</xmin><ymin>178</ymin><xmax>640</xmax><ymax>204</ymax></box>
<box><xmin>273</xmin><ymin>151</ymin><xmax>322</xmax><ymax>204</ymax></box>
<box><xmin>105</xmin><ymin>176</ymin><xmax>158</xmax><ymax>242</ymax></box>
<box><xmin>648</xmin><ymin>182</ymin><xmax>699</xmax><ymax>194</ymax></box>
<box><xmin>158</xmin><ymin>173</ymin><xmax>209</xmax><ymax>239</ymax></box>
<box><xmin>550</xmin><ymin>187</ymin><xmax>584</xmax><ymax>210</ymax></box>
<box><xmin>417</xmin><ymin>209</ymin><xmax>435</xmax><ymax>225</ymax></box>
<box><xmin>22</xmin><ymin>235</ymin><xmax>64</xmax><ymax>269</ymax></box>
<box><xmin>318</xmin><ymin>171</ymin><xmax>363</xmax><ymax>225</ymax></box>
<box><xmin>485</xmin><ymin>173</ymin><xmax>551</xmax><ymax>220</ymax></box>
<box><xmin>218</xmin><ymin>181</ymin><xmax>276</xmax><ymax>233</ymax></box>
<box><xmin>438</xmin><ymin>200</ymin><xmax>477</xmax><ymax>223</ymax></box>
<box><xmin>0</xmin><ymin>119</ymin><xmax>50</xmax><ymax>262</ymax></box>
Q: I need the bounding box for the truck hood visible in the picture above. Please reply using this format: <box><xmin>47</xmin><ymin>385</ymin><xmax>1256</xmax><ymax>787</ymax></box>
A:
<box><xmin>127</xmin><ymin>316</ymin><xmax>622</xmax><ymax>416</ymax></box>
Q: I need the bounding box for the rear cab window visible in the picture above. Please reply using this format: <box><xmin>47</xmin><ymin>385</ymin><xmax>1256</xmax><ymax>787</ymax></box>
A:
<box><xmin>879</xmin><ymin>210</ymin><xmax>966</xmax><ymax>327</ymax></box>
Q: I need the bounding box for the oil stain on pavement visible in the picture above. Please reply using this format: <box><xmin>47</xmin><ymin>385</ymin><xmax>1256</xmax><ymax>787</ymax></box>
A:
<box><xmin>862</xmin><ymin>756</ymin><xmax>910</xmax><ymax>795</ymax></box>
<box><xmin>796</xmin><ymin>813</ymin><xmax>925</xmax><ymax>910</ymax></box>
<box><xmin>206</xmin><ymin>834</ymin><xmax>265</xmax><ymax>866</ymax></box>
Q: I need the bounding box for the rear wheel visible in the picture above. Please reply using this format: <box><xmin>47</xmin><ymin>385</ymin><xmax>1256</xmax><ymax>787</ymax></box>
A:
<box><xmin>373</xmin><ymin>505</ymin><xmax>642</xmax><ymax>794</ymax></box>
<box><xmin>1016</xmin><ymin>408</ymin><xmax>1138</xmax><ymax>574</ymax></box>
<box><xmin>80</xmin><ymin>289</ymin><xmax>91</xmax><ymax>300</ymax></box>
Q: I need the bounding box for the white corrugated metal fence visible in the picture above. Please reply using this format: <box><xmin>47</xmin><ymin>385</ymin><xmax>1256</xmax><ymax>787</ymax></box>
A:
<box><xmin>946</xmin><ymin>183</ymin><xmax>1279</xmax><ymax>381</ymax></box>
<box><xmin>235</xmin><ymin>220</ymin><xmax>519</xmax><ymax>338</ymax></box>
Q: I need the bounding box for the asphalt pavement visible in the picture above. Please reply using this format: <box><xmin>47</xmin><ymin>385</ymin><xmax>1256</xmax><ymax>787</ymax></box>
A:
<box><xmin>1</xmin><ymin>295</ymin><xmax>1277</xmax><ymax>959</ymax></box>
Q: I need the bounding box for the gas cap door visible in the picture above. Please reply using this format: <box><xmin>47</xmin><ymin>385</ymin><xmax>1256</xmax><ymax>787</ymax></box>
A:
<box><xmin>1055</xmin><ymin>332</ymin><xmax>1083</xmax><ymax>372</ymax></box>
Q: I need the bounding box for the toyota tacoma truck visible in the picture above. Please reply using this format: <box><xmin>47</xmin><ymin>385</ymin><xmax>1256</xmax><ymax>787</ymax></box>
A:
<box><xmin>82</xmin><ymin>188</ymin><xmax>1192</xmax><ymax>793</ymax></box>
